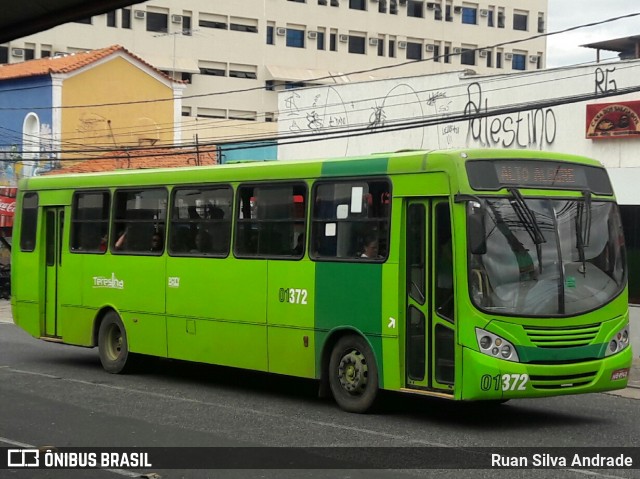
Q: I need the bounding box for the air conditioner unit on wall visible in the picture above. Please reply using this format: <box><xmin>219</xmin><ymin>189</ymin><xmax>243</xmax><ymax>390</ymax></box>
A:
<box><xmin>504</xmin><ymin>52</ymin><xmax>513</xmax><ymax>60</ymax></box>
<box><xmin>171</xmin><ymin>14</ymin><xmax>182</xmax><ymax>23</ymax></box>
<box><xmin>276</xmin><ymin>27</ymin><xmax>286</xmax><ymax>36</ymax></box>
<box><xmin>479</xmin><ymin>9</ymin><xmax>488</xmax><ymax>17</ymax></box>
<box><xmin>479</xmin><ymin>50</ymin><xmax>488</xmax><ymax>57</ymax></box>
<box><xmin>453</xmin><ymin>6</ymin><xmax>462</xmax><ymax>13</ymax></box>
<box><xmin>529</xmin><ymin>55</ymin><xmax>538</xmax><ymax>63</ymax></box>
<box><xmin>453</xmin><ymin>47</ymin><xmax>462</xmax><ymax>54</ymax></box>
<box><xmin>398</xmin><ymin>41</ymin><xmax>407</xmax><ymax>49</ymax></box>
<box><xmin>11</xmin><ymin>48</ymin><xmax>24</xmax><ymax>57</ymax></box>
<box><xmin>134</xmin><ymin>10</ymin><xmax>145</xmax><ymax>19</ymax></box>
<box><xmin>308</xmin><ymin>31</ymin><xmax>317</xmax><ymax>39</ymax></box>
<box><xmin>399</xmin><ymin>0</ymin><xmax>407</xmax><ymax>5</ymax></box>
<box><xmin>339</xmin><ymin>34</ymin><xmax>349</xmax><ymax>42</ymax></box>
<box><xmin>425</xmin><ymin>44</ymin><xmax>435</xmax><ymax>52</ymax></box>
<box><xmin>369</xmin><ymin>37</ymin><xmax>378</xmax><ymax>46</ymax></box>
<box><xmin>426</xmin><ymin>2</ymin><xmax>435</xmax><ymax>9</ymax></box>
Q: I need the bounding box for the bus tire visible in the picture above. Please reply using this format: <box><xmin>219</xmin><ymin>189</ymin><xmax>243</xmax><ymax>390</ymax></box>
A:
<box><xmin>98</xmin><ymin>312</ymin><xmax>132</xmax><ymax>374</ymax></box>
<box><xmin>329</xmin><ymin>335</ymin><xmax>379</xmax><ymax>413</ymax></box>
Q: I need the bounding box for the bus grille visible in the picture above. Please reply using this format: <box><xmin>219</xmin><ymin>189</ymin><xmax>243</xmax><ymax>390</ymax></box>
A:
<box><xmin>528</xmin><ymin>371</ymin><xmax>597</xmax><ymax>390</ymax></box>
<box><xmin>523</xmin><ymin>323</ymin><xmax>600</xmax><ymax>348</ymax></box>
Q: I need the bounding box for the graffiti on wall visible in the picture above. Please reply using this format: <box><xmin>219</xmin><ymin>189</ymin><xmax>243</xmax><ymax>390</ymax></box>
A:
<box><xmin>0</xmin><ymin>123</ymin><xmax>58</xmax><ymax>186</ymax></box>
<box><xmin>463</xmin><ymin>82</ymin><xmax>557</xmax><ymax>149</ymax></box>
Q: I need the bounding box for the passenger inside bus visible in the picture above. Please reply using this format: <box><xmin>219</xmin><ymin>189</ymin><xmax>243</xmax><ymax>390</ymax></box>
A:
<box><xmin>150</xmin><ymin>232</ymin><xmax>163</xmax><ymax>252</ymax></box>
<box><xmin>191</xmin><ymin>230</ymin><xmax>212</xmax><ymax>253</ymax></box>
<box><xmin>360</xmin><ymin>234</ymin><xmax>380</xmax><ymax>259</ymax></box>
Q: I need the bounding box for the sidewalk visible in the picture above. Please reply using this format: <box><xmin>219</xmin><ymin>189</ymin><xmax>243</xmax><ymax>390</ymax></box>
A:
<box><xmin>0</xmin><ymin>299</ymin><xmax>639</xmax><ymax>389</ymax></box>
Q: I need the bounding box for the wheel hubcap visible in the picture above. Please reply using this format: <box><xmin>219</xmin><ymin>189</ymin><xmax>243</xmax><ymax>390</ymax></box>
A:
<box><xmin>338</xmin><ymin>349</ymin><xmax>368</xmax><ymax>395</ymax></box>
<box><xmin>106</xmin><ymin>325</ymin><xmax>122</xmax><ymax>361</ymax></box>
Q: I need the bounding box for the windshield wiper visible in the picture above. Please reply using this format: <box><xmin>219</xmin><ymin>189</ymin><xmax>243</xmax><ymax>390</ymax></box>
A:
<box><xmin>575</xmin><ymin>191</ymin><xmax>592</xmax><ymax>275</ymax></box>
<box><xmin>508</xmin><ymin>188</ymin><xmax>546</xmax><ymax>274</ymax></box>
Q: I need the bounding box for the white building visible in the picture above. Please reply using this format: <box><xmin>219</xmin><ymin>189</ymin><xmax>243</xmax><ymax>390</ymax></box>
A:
<box><xmin>1</xmin><ymin>0</ymin><xmax>548</xmax><ymax>133</ymax></box>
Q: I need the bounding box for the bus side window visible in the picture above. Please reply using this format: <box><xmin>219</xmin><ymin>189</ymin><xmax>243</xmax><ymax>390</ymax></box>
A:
<box><xmin>435</xmin><ymin>202</ymin><xmax>454</xmax><ymax>321</ymax></box>
<box><xmin>70</xmin><ymin>191</ymin><xmax>110</xmax><ymax>253</ymax></box>
<box><xmin>169</xmin><ymin>186</ymin><xmax>232</xmax><ymax>257</ymax></box>
<box><xmin>112</xmin><ymin>188</ymin><xmax>167</xmax><ymax>255</ymax></box>
<box><xmin>234</xmin><ymin>183</ymin><xmax>306</xmax><ymax>259</ymax></box>
<box><xmin>310</xmin><ymin>180</ymin><xmax>390</xmax><ymax>261</ymax></box>
<box><xmin>20</xmin><ymin>193</ymin><xmax>38</xmax><ymax>252</ymax></box>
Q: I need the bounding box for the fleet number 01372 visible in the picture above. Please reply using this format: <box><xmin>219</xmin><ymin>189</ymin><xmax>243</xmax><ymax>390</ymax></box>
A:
<box><xmin>278</xmin><ymin>288</ymin><xmax>308</xmax><ymax>305</ymax></box>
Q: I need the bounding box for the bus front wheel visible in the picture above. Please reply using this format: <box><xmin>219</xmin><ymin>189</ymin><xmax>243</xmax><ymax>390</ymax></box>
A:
<box><xmin>329</xmin><ymin>335</ymin><xmax>379</xmax><ymax>413</ymax></box>
<box><xmin>98</xmin><ymin>312</ymin><xmax>132</xmax><ymax>374</ymax></box>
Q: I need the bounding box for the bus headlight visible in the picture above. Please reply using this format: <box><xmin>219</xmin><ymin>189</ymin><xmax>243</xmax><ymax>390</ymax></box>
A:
<box><xmin>475</xmin><ymin>328</ymin><xmax>520</xmax><ymax>362</ymax></box>
<box><xmin>605</xmin><ymin>324</ymin><xmax>630</xmax><ymax>357</ymax></box>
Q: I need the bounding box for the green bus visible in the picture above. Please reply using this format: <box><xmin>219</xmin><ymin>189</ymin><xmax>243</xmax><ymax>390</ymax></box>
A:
<box><xmin>11</xmin><ymin>148</ymin><xmax>631</xmax><ymax>412</ymax></box>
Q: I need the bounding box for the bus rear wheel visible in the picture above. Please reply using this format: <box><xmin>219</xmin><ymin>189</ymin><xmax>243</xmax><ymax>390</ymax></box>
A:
<box><xmin>98</xmin><ymin>312</ymin><xmax>132</xmax><ymax>374</ymax></box>
<box><xmin>329</xmin><ymin>335</ymin><xmax>379</xmax><ymax>413</ymax></box>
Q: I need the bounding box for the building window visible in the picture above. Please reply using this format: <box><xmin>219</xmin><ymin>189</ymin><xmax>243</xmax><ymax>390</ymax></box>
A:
<box><xmin>107</xmin><ymin>10</ymin><xmax>117</xmax><ymax>27</ymax></box>
<box><xmin>112</xmin><ymin>189</ymin><xmax>168</xmax><ymax>255</ymax></box>
<box><xmin>513</xmin><ymin>12</ymin><xmax>528</xmax><ymax>31</ymax></box>
<box><xmin>229</xmin><ymin>66</ymin><xmax>257</xmax><ymax>79</ymax></box>
<box><xmin>487</xmin><ymin>10</ymin><xmax>494</xmax><ymax>27</ymax></box>
<box><xmin>377</xmin><ymin>39</ymin><xmax>384</xmax><ymax>56</ymax></box>
<box><xmin>331</xmin><ymin>0</ymin><xmax>339</xmax><ymax>6</ymax></box>
<box><xmin>330</xmin><ymin>33</ymin><xmax>337</xmax><ymax>51</ymax></box>
<box><xmin>444</xmin><ymin>45</ymin><xmax>451</xmax><ymax>63</ymax></box>
<box><xmin>512</xmin><ymin>53</ymin><xmax>526</xmax><ymax>70</ymax></box>
<box><xmin>289</xmin><ymin>0</ymin><xmax>305</xmax><ymax>2</ymax></box>
<box><xmin>265</xmin><ymin>80</ymin><xmax>275</xmax><ymax>91</ymax></box>
<box><xmin>71</xmin><ymin>192</ymin><xmax>110</xmax><ymax>253</ymax></box>
<box><xmin>390</xmin><ymin>0</ymin><xmax>398</xmax><ymax>14</ymax></box>
<box><xmin>122</xmin><ymin>8</ymin><xmax>131</xmax><ymax>29</ymax></box>
<box><xmin>460</xmin><ymin>48</ymin><xmax>475</xmax><ymax>65</ymax></box>
<box><xmin>407</xmin><ymin>0</ymin><xmax>423</xmax><ymax>17</ymax></box>
<box><xmin>348</xmin><ymin>36</ymin><xmax>365</xmax><ymax>54</ymax></box>
<box><xmin>538</xmin><ymin>14</ymin><xmax>545</xmax><ymax>33</ymax></box>
<box><xmin>24</xmin><ymin>48</ymin><xmax>35</xmax><ymax>60</ymax></box>
<box><xmin>182</xmin><ymin>16</ymin><xmax>192</xmax><ymax>35</ymax></box>
<box><xmin>461</xmin><ymin>7</ymin><xmax>477</xmax><ymax>24</ymax></box>
<box><xmin>267</xmin><ymin>26</ymin><xmax>274</xmax><ymax>44</ymax></box>
<box><xmin>432</xmin><ymin>44</ymin><xmax>440</xmax><ymax>61</ymax></box>
<box><xmin>434</xmin><ymin>5</ymin><xmax>442</xmax><ymax>20</ymax></box>
<box><xmin>200</xmin><ymin>67</ymin><xmax>226</xmax><ymax>76</ymax></box>
<box><xmin>230</xmin><ymin>21</ymin><xmax>258</xmax><ymax>33</ymax></box>
<box><xmin>41</xmin><ymin>48</ymin><xmax>51</xmax><ymax>58</ymax></box>
<box><xmin>379</xmin><ymin>0</ymin><xmax>387</xmax><ymax>13</ymax></box>
<box><xmin>199</xmin><ymin>19</ymin><xmax>227</xmax><ymax>29</ymax></box>
<box><xmin>0</xmin><ymin>46</ymin><xmax>8</xmax><ymax>64</ymax></box>
<box><xmin>497</xmin><ymin>10</ymin><xmax>505</xmax><ymax>28</ymax></box>
<box><xmin>235</xmin><ymin>184</ymin><xmax>307</xmax><ymax>258</ymax></box>
<box><xmin>445</xmin><ymin>5</ymin><xmax>453</xmax><ymax>21</ymax></box>
<box><xmin>406</xmin><ymin>42</ymin><xmax>422</xmax><ymax>60</ymax></box>
<box><xmin>310</xmin><ymin>180</ymin><xmax>390</xmax><ymax>261</ymax></box>
<box><xmin>146</xmin><ymin>12</ymin><xmax>168</xmax><ymax>33</ymax></box>
<box><xmin>349</xmin><ymin>0</ymin><xmax>365</xmax><ymax>10</ymax></box>
<box><xmin>74</xmin><ymin>17</ymin><xmax>92</xmax><ymax>24</ymax></box>
<box><xmin>286</xmin><ymin>28</ymin><xmax>305</xmax><ymax>48</ymax></box>
<box><xmin>170</xmin><ymin>186</ymin><xmax>232</xmax><ymax>257</ymax></box>
<box><xmin>389</xmin><ymin>39</ymin><xmax>395</xmax><ymax>57</ymax></box>
<box><xmin>317</xmin><ymin>31</ymin><xmax>325</xmax><ymax>50</ymax></box>
<box><xmin>496</xmin><ymin>51</ymin><xmax>502</xmax><ymax>68</ymax></box>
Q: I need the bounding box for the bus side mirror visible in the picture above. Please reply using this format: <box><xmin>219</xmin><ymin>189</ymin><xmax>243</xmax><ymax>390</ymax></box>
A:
<box><xmin>468</xmin><ymin>202</ymin><xmax>487</xmax><ymax>255</ymax></box>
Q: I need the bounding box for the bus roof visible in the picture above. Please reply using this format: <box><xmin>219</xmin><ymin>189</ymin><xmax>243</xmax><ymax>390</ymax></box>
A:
<box><xmin>19</xmin><ymin>148</ymin><xmax>605</xmax><ymax>191</ymax></box>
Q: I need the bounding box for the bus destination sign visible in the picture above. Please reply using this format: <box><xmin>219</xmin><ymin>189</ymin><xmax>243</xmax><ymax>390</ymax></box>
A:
<box><xmin>466</xmin><ymin>160</ymin><xmax>613</xmax><ymax>195</ymax></box>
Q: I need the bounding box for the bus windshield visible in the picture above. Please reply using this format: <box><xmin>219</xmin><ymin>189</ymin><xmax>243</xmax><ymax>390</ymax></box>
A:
<box><xmin>468</xmin><ymin>197</ymin><xmax>626</xmax><ymax>317</ymax></box>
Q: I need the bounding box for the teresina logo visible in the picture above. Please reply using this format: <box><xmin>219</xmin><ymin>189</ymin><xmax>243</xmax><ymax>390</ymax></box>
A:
<box><xmin>92</xmin><ymin>273</ymin><xmax>124</xmax><ymax>289</ymax></box>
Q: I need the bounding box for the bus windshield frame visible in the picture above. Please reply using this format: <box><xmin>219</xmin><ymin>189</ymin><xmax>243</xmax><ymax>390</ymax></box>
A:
<box><xmin>467</xmin><ymin>195</ymin><xmax>626</xmax><ymax>317</ymax></box>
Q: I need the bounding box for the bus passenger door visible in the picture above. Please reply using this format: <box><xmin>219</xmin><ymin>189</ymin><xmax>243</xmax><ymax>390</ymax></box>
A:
<box><xmin>44</xmin><ymin>207</ymin><xmax>64</xmax><ymax>338</ymax></box>
<box><xmin>405</xmin><ymin>200</ymin><xmax>455</xmax><ymax>394</ymax></box>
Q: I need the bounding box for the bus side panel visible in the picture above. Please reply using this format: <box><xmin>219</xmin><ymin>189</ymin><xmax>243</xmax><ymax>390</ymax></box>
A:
<box><xmin>381</xmin><ymin>263</ymin><xmax>401</xmax><ymax>390</ymax></box>
<box><xmin>83</xmin><ymin>255</ymin><xmax>167</xmax><ymax>355</ymax></box>
<box><xmin>266</xmin><ymin>259</ymin><xmax>316</xmax><ymax>378</ymax></box>
<box><xmin>314</xmin><ymin>262</ymin><xmax>384</xmax><ymax>386</ymax></box>
<box><xmin>165</xmin><ymin>257</ymin><xmax>268</xmax><ymax>370</ymax></box>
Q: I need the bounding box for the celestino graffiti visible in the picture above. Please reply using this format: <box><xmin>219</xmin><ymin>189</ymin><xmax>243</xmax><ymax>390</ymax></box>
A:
<box><xmin>464</xmin><ymin>82</ymin><xmax>557</xmax><ymax>149</ymax></box>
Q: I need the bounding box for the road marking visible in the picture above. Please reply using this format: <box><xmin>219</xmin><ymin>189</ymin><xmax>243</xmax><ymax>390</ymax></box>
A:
<box><xmin>0</xmin><ymin>435</ymin><xmax>144</xmax><ymax>477</ymax></box>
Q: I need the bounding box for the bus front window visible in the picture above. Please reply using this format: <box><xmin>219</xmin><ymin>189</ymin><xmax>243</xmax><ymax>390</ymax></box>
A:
<box><xmin>468</xmin><ymin>197</ymin><xmax>626</xmax><ymax>317</ymax></box>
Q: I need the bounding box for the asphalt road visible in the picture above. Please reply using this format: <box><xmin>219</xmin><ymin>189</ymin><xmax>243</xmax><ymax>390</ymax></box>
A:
<box><xmin>1</xmin><ymin>321</ymin><xmax>639</xmax><ymax>479</ymax></box>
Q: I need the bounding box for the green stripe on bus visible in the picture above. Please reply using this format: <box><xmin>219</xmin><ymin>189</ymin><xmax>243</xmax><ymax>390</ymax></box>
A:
<box><xmin>314</xmin><ymin>262</ymin><xmax>384</xmax><ymax>386</ymax></box>
<box><xmin>321</xmin><ymin>157</ymin><xmax>389</xmax><ymax>177</ymax></box>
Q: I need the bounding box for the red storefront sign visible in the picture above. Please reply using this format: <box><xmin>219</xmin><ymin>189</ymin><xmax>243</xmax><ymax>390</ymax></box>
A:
<box><xmin>0</xmin><ymin>188</ymin><xmax>17</xmax><ymax>228</ymax></box>
<box><xmin>586</xmin><ymin>101</ymin><xmax>640</xmax><ymax>139</ymax></box>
